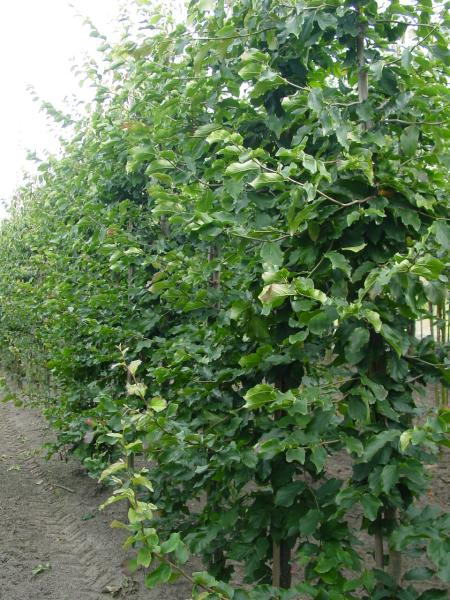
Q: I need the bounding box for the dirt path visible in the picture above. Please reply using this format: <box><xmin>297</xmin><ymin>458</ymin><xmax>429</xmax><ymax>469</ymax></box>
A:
<box><xmin>0</xmin><ymin>397</ymin><xmax>190</xmax><ymax>600</ymax></box>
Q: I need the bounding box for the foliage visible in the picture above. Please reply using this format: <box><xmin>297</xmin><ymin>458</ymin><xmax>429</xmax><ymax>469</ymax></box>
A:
<box><xmin>0</xmin><ymin>0</ymin><xmax>449</xmax><ymax>598</ymax></box>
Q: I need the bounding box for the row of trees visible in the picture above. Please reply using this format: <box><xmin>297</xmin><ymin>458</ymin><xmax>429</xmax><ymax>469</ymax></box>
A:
<box><xmin>0</xmin><ymin>1</ymin><xmax>449</xmax><ymax>598</ymax></box>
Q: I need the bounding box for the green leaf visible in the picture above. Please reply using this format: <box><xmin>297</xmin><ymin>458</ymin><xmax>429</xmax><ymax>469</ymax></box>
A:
<box><xmin>145</xmin><ymin>563</ymin><xmax>172</xmax><ymax>588</ymax></box>
<box><xmin>399</xmin><ymin>430</ymin><xmax>413</xmax><ymax>452</ymax></box>
<box><xmin>258</xmin><ymin>283</ymin><xmax>295</xmax><ymax>304</ymax></box>
<box><xmin>299</xmin><ymin>509</ymin><xmax>322</xmax><ymax>535</ymax></box>
<box><xmin>302</xmin><ymin>154</ymin><xmax>317</xmax><ymax>174</ymax></box>
<box><xmin>128</xmin><ymin>359</ymin><xmax>142</xmax><ymax>376</ymax></box>
<box><xmin>250</xmin><ymin>172</ymin><xmax>284</xmax><ymax>189</ymax></box>
<box><xmin>161</xmin><ymin>532</ymin><xmax>181</xmax><ymax>554</ymax></box>
<box><xmin>410</xmin><ymin>256</ymin><xmax>445</xmax><ymax>279</ymax></box>
<box><xmin>286</xmin><ymin>447</ymin><xmax>306</xmax><ymax>464</ymax></box>
<box><xmin>361</xmin><ymin>493</ymin><xmax>382</xmax><ymax>521</ymax></box>
<box><xmin>308</xmin><ymin>88</ymin><xmax>323</xmax><ymax>113</ymax></box>
<box><xmin>175</xmin><ymin>541</ymin><xmax>189</xmax><ymax>565</ymax></box>
<box><xmin>288</xmin><ymin>330</ymin><xmax>308</xmax><ymax>344</ymax></box>
<box><xmin>417</xmin><ymin>591</ymin><xmax>449</xmax><ymax>600</ymax></box>
<box><xmin>275</xmin><ymin>481</ymin><xmax>305</xmax><ymax>507</ymax></box>
<box><xmin>364</xmin><ymin>309</ymin><xmax>382</xmax><ymax>333</ymax></box>
<box><xmin>150</xmin><ymin>396</ymin><xmax>167</xmax><ymax>412</ymax></box>
<box><xmin>345</xmin><ymin>327</ymin><xmax>370</xmax><ymax>364</ymax></box>
<box><xmin>147</xmin><ymin>159</ymin><xmax>173</xmax><ymax>172</ymax></box>
<box><xmin>137</xmin><ymin>546</ymin><xmax>153</xmax><ymax>568</ymax></box>
<box><xmin>126</xmin><ymin>382</ymin><xmax>147</xmax><ymax>398</ymax></box>
<box><xmin>380</xmin><ymin>324</ymin><xmax>408</xmax><ymax>356</ymax></box>
<box><xmin>99</xmin><ymin>461</ymin><xmax>127</xmax><ymax>482</ymax></box>
<box><xmin>225</xmin><ymin>160</ymin><xmax>259</xmax><ymax>177</ymax></box>
<box><xmin>260</xmin><ymin>242</ymin><xmax>284</xmax><ymax>267</ymax></box>
<box><xmin>311</xmin><ymin>446</ymin><xmax>327</xmax><ymax>473</ymax></box>
<box><xmin>243</xmin><ymin>384</ymin><xmax>277</xmax><ymax>409</ymax></box>
<box><xmin>229</xmin><ymin>300</ymin><xmax>248</xmax><ymax>320</ymax></box>
<box><xmin>294</xmin><ymin>277</ymin><xmax>328</xmax><ymax>304</ymax></box>
<box><xmin>316</xmin><ymin>12</ymin><xmax>337</xmax><ymax>30</ymax></box>
<box><xmin>381</xmin><ymin>464</ymin><xmax>399</xmax><ymax>493</ymax></box>
<box><xmin>308</xmin><ymin>307</ymin><xmax>337</xmax><ymax>335</ymax></box>
<box><xmin>434</xmin><ymin>221</ymin><xmax>450</xmax><ymax>250</ymax></box>
<box><xmin>342</xmin><ymin>243</ymin><xmax>367</xmax><ymax>252</ymax></box>
<box><xmin>238</xmin><ymin>62</ymin><xmax>264</xmax><ymax>79</ymax></box>
<box><xmin>404</xmin><ymin>566</ymin><xmax>435</xmax><ymax>581</ymax></box>
<box><xmin>325</xmin><ymin>251</ymin><xmax>351</xmax><ymax>277</ymax></box>
<box><xmin>400</xmin><ymin>126</ymin><xmax>420</xmax><ymax>157</ymax></box>
<box><xmin>363</xmin><ymin>430</ymin><xmax>400</xmax><ymax>461</ymax></box>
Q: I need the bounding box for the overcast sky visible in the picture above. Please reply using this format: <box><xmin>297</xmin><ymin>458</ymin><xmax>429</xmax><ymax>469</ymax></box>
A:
<box><xmin>0</xmin><ymin>0</ymin><xmax>130</xmax><ymax>217</ymax></box>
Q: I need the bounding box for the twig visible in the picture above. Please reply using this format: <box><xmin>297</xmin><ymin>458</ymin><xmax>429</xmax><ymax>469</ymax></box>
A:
<box><xmin>52</xmin><ymin>483</ymin><xmax>75</xmax><ymax>493</ymax></box>
<box><xmin>384</xmin><ymin>119</ymin><xmax>449</xmax><ymax>126</ymax></box>
<box><xmin>253</xmin><ymin>159</ymin><xmax>376</xmax><ymax>207</ymax></box>
<box><xmin>386</xmin><ymin>25</ymin><xmax>440</xmax><ymax>66</ymax></box>
<box><xmin>374</xmin><ymin>20</ymin><xmax>440</xmax><ymax>28</ymax></box>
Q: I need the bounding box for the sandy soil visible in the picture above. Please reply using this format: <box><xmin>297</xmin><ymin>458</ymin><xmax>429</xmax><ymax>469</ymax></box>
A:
<box><xmin>0</xmin><ymin>397</ymin><xmax>191</xmax><ymax>600</ymax></box>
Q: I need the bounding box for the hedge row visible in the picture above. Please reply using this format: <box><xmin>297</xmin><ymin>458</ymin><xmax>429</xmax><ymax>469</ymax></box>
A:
<box><xmin>0</xmin><ymin>1</ymin><xmax>449</xmax><ymax>598</ymax></box>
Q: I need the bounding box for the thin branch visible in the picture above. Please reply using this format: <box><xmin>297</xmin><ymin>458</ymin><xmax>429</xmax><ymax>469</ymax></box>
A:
<box><xmin>307</xmin><ymin>242</ymin><xmax>333</xmax><ymax>277</ymax></box>
<box><xmin>52</xmin><ymin>483</ymin><xmax>75</xmax><ymax>493</ymax></box>
<box><xmin>195</xmin><ymin>26</ymin><xmax>277</xmax><ymax>41</ymax></box>
<box><xmin>386</xmin><ymin>25</ymin><xmax>440</xmax><ymax>66</ymax></box>
<box><xmin>406</xmin><ymin>355</ymin><xmax>445</xmax><ymax>368</ymax></box>
<box><xmin>254</xmin><ymin>158</ymin><xmax>376</xmax><ymax>207</ymax></box>
<box><xmin>384</xmin><ymin>118</ymin><xmax>449</xmax><ymax>126</ymax></box>
<box><xmin>374</xmin><ymin>20</ymin><xmax>440</xmax><ymax>28</ymax></box>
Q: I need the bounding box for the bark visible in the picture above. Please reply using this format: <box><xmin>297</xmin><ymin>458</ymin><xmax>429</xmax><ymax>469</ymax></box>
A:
<box><xmin>357</xmin><ymin>30</ymin><xmax>369</xmax><ymax>103</ymax></box>
<box><xmin>374</xmin><ymin>519</ymin><xmax>384</xmax><ymax>570</ymax></box>
<box><xmin>272</xmin><ymin>539</ymin><xmax>292</xmax><ymax>589</ymax></box>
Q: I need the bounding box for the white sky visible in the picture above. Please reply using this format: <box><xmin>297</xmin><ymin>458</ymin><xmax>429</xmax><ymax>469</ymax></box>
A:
<box><xmin>0</xmin><ymin>0</ymin><xmax>130</xmax><ymax>217</ymax></box>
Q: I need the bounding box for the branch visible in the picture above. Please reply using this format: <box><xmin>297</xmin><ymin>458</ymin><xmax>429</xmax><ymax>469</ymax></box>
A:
<box><xmin>254</xmin><ymin>158</ymin><xmax>376</xmax><ymax>207</ymax></box>
<box><xmin>374</xmin><ymin>20</ymin><xmax>440</xmax><ymax>28</ymax></box>
<box><xmin>386</xmin><ymin>25</ymin><xmax>440</xmax><ymax>66</ymax></box>
<box><xmin>384</xmin><ymin>119</ymin><xmax>449</xmax><ymax>126</ymax></box>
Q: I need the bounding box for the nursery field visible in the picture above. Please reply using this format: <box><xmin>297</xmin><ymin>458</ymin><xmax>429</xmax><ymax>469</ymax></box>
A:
<box><xmin>0</xmin><ymin>1</ymin><xmax>449</xmax><ymax>599</ymax></box>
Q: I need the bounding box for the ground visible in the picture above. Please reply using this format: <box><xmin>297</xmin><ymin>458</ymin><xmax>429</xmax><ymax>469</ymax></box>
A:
<box><xmin>0</xmin><ymin>397</ymin><xmax>190</xmax><ymax>600</ymax></box>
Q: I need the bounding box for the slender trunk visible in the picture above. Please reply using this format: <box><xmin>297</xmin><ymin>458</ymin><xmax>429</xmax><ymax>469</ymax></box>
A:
<box><xmin>357</xmin><ymin>30</ymin><xmax>369</xmax><ymax>103</ymax></box>
<box><xmin>385</xmin><ymin>507</ymin><xmax>402</xmax><ymax>585</ymax></box>
<box><xmin>374</xmin><ymin>519</ymin><xmax>384</xmax><ymax>570</ymax></box>
<box><xmin>437</xmin><ymin>303</ymin><xmax>448</xmax><ymax>407</ymax></box>
<box><xmin>271</xmin><ymin>400</ymin><xmax>292</xmax><ymax>589</ymax></box>
<box><xmin>160</xmin><ymin>215</ymin><xmax>170</xmax><ymax>237</ymax></box>
<box><xmin>127</xmin><ymin>220</ymin><xmax>135</xmax><ymax>479</ymax></box>
<box><xmin>429</xmin><ymin>302</ymin><xmax>434</xmax><ymax>340</ymax></box>
<box><xmin>207</xmin><ymin>243</ymin><xmax>224</xmax><ymax>573</ymax></box>
<box><xmin>272</xmin><ymin>539</ymin><xmax>292</xmax><ymax>589</ymax></box>
<box><xmin>208</xmin><ymin>245</ymin><xmax>220</xmax><ymax>291</ymax></box>
<box><xmin>356</xmin><ymin>18</ymin><xmax>384</xmax><ymax>570</ymax></box>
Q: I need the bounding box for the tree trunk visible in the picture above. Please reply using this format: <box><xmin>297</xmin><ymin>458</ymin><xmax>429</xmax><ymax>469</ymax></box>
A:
<box><xmin>385</xmin><ymin>507</ymin><xmax>402</xmax><ymax>585</ymax></box>
<box><xmin>272</xmin><ymin>539</ymin><xmax>292</xmax><ymax>589</ymax></box>
<box><xmin>374</xmin><ymin>518</ymin><xmax>384</xmax><ymax>570</ymax></box>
